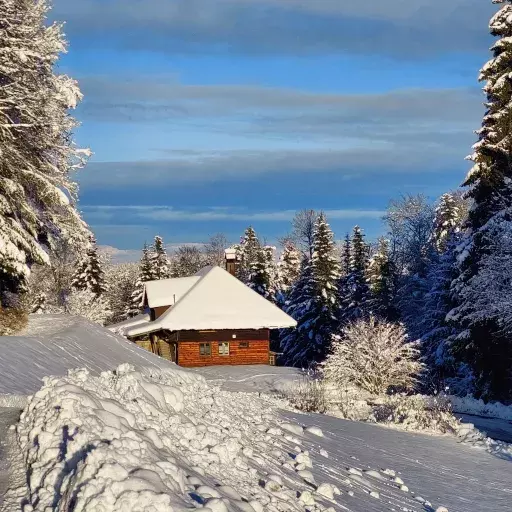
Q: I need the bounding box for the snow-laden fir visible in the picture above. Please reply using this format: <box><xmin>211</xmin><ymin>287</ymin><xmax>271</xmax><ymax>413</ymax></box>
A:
<box><xmin>0</xmin><ymin>0</ymin><xmax>90</xmax><ymax>304</ymax></box>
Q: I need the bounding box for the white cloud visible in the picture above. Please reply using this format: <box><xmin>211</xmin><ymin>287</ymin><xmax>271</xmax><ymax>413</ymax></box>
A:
<box><xmin>85</xmin><ymin>205</ymin><xmax>385</xmax><ymax>222</ymax></box>
<box><xmin>53</xmin><ymin>0</ymin><xmax>495</xmax><ymax>58</ymax></box>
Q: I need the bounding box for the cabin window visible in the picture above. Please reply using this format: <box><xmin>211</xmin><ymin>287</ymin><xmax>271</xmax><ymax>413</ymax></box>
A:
<box><xmin>199</xmin><ymin>343</ymin><xmax>211</xmax><ymax>356</ymax></box>
<box><xmin>239</xmin><ymin>341</ymin><xmax>249</xmax><ymax>349</ymax></box>
<box><xmin>218</xmin><ymin>342</ymin><xmax>230</xmax><ymax>356</ymax></box>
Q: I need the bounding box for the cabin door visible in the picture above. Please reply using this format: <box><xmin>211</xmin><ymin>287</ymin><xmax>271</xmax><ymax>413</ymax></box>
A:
<box><xmin>170</xmin><ymin>342</ymin><xmax>178</xmax><ymax>363</ymax></box>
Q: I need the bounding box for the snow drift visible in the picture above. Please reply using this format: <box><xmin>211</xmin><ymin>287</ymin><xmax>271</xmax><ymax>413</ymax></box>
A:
<box><xmin>0</xmin><ymin>315</ymin><xmax>171</xmax><ymax>396</ymax></box>
<box><xmin>3</xmin><ymin>362</ymin><xmax>466</xmax><ymax>512</ymax></box>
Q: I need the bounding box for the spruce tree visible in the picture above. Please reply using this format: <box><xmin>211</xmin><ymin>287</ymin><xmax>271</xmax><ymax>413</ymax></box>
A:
<box><xmin>420</xmin><ymin>239</ymin><xmax>460</xmax><ymax>390</ymax></box>
<box><xmin>0</xmin><ymin>0</ymin><xmax>90</xmax><ymax>303</ymax></box>
<box><xmin>341</xmin><ymin>234</ymin><xmax>351</xmax><ymax>277</ymax></box>
<box><xmin>126</xmin><ymin>243</ymin><xmax>153</xmax><ymax>317</ymax></box>
<box><xmin>449</xmin><ymin>0</ymin><xmax>512</xmax><ymax>400</ymax></box>
<box><xmin>432</xmin><ymin>193</ymin><xmax>465</xmax><ymax>253</ymax></box>
<box><xmin>343</xmin><ymin>226</ymin><xmax>370</xmax><ymax>322</ymax></box>
<box><xmin>149</xmin><ymin>236</ymin><xmax>172</xmax><ymax>280</ymax></box>
<box><xmin>248</xmin><ymin>246</ymin><xmax>277</xmax><ymax>302</ymax></box>
<box><xmin>367</xmin><ymin>237</ymin><xmax>397</xmax><ymax>321</ymax></box>
<box><xmin>280</xmin><ymin>214</ymin><xmax>341</xmax><ymax>367</ymax></box>
<box><xmin>236</xmin><ymin>226</ymin><xmax>261</xmax><ymax>283</ymax></box>
<box><xmin>71</xmin><ymin>236</ymin><xmax>107</xmax><ymax>298</ymax></box>
<box><xmin>279</xmin><ymin>257</ymin><xmax>316</xmax><ymax>366</ymax></box>
<box><xmin>276</xmin><ymin>243</ymin><xmax>301</xmax><ymax>304</ymax></box>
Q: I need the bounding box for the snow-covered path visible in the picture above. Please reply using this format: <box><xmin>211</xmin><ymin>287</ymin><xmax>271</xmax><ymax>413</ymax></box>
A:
<box><xmin>283</xmin><ymin>410</ymin><xmax>512</xmax><ymax>512</ymax></box>
<box><xmin>456</xmin><ymin>414</ymin><xmax>512</xmax><ymax>443</ymax></box>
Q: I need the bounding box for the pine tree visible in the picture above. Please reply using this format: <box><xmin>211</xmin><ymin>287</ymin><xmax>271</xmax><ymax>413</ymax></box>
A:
<box><xmin>276</xmin><ymin>243</ymin><xmax>301</xmax><ymax>303</ymax></box>
<box><xmin>236</xmin><ymin>226</ymin><xmax>261</xmax><ymax>283</ymax></box>
<box><xmin>367</xmin><ymin>237</ymin><xmax>397</xmax><ymax>321</ymax></box>
<box><xmin>341</xmin><ymin>234</ymin><xmax>351</xmax><ymax>277</ymax></box>
<box><xmin>126</xmin><ymin>243</ymin><xmax>153</xmax><ymax>317</ymax></box>
<box><xmin>248</xmin><ymin>246</ymin><xmax>277</xmax><ymax>302</ymax></box>
<box><xmin>311</xmin><ymin>214</ymin><xmax>341</xmax><ymax>309</ymax></box>
<box><xmin>449</xmin><ymin>0</ymin><xmax>512</xmax><ymax>401</ymax></box>
<box><xmin>104</xmin><ymin>262</ymin><xmax>138</xmax><ymax>323</ymax></box>
<box><xmin>0</xmin><ymin>0</ymin><xmax>90</xmax><ymax>304</ymax></box>
<box><xmin>149</xmin><ymin>236</ymin><xmax>172</xmax><ymax>280</ymax></box>
<box><xmin>420</xmin><ymin>238</ymin><xmax>461</xmax><ymax>390</ymax></box>
<box><xmin>280</xmin><ymin>214</ymin><xmax>341</xmax><ymax>367</ymax></box>
<box><xmin>432</xmin><ymin>193</ymin><xmax>465</xmax><ymax>253</ymax></box>
<box><xmin>71</xmin><ymin>236</ymin><xmax>107</xmax><ymax>298</ymax></box>
<box><xmin>343</xmin><ymin>226</ymin><xmax>370</xmax><ymax>323</ymax></box>
<box><xmin>279</xmin><ymin>257</ymin><xmax>317</xmax><ymax>367</ymax></box>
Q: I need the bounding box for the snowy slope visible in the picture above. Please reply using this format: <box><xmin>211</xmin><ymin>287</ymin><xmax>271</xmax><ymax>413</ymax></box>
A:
<box><xmin>2</xmin><ymin>362</ymin><xmax>511</xmax><ymax>512</ymax></box>
<box><xmin>0</xmin><ymin>315</ymin><xmax>172</xmax><ymax>396</ymax></box>
<box><xmin>1</xmin><ymin>316</ymin><xmax>511</xmax><ymax>511</ymax></box>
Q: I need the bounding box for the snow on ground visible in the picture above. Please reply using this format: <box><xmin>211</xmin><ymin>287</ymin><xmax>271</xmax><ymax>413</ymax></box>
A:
<box><xmin>0</xmin><ymin>314</ymin><xmax>171</xmax><ymax>397</ymax></box>
<box><xmin>2</xmin><ymin>363</ymin><xmax>511</xmax><ymax>512</ymax></box>
<box><xmin>1</xmin><ymin>316</ymin><xmax>511</xmax><ymax>511</ymax></box>
<box><xmin>448</xmin><ymin>395</ymin><xmax>512</xmax><ymax>422</ymax></box>
<box><xmin>189</xmin><ymin>365</ymin><xmax>303</xmax><ymax>394</ymax></box>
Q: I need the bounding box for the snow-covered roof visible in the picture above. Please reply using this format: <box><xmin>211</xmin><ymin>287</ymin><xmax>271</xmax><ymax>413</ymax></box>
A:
<box><xmin>144</xmin><ymin>276</ymin><xmax>200</xmax><ymax>308</ymax></box>
<box><xmin>124</xmin><ymin>266</ymin><xmax>297</xmax><ymax>336</ymax></box>
<box><xmin>224</xmin><ymin>248</ymin><xmax>238</xmax><ymax>260</ymax></box>
<box><xmin>108</xmin><ymin>313</ymin><xmax>151</xmax><ymax>337</ymax></box>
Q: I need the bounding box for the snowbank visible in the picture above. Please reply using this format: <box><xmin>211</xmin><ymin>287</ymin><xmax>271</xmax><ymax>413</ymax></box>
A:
<box><xmin>0</xmin><ymin>315</ymin><xmax>171</xmax><ymax>396</ymax></box>
<box><xmin>3</xmin><ymin>363</ymin><xmax>467</xmax><ymax>512</ymax></box>
<box><xmin>3</xmin><ymin>364</ymin><xmax>335</xmax><ymax>511</ymax></box>
<box><xmin>448</xmin><ymin>394</ymin><xmax>512</xmax><ymax>421</ymax></box>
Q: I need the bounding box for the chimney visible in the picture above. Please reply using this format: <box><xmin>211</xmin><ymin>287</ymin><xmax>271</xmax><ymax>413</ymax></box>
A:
<box><xmin>224</xmin><ymin>248</ymin><xmax>238</xmax><ymax>276</ymax></box>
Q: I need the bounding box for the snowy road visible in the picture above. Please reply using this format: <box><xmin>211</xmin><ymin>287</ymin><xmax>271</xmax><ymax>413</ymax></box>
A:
<box><xmin>456</xmin><ymin>413</ymin><xmax>512</xmax><ymax>443</ymax></box>
<box><xmin>284</xmin><ymin>409</ymin><xmax>512</xmax><ymax>512</ymax></box>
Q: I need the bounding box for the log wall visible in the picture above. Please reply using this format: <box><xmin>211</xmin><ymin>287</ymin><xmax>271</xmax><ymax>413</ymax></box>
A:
<box><xmin>176</xmin><ymin>329</ymin><xmax>270</xmax><ymax>367</ymax></box>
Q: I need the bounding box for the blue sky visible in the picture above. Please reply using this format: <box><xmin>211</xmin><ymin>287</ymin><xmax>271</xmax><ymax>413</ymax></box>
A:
<box><xmin>51</xmin><ymin>0</ymin><xmax>496</xmax><ymax>257</ymax></box>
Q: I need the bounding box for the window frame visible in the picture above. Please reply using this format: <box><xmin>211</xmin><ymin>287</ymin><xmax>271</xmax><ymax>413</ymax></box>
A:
<box><xmin>218</xmin><ymin>341</ymin><xmax>230</xmax><ymax>356</ymax></box>
<box><xmin>199</xmin><ymin>342</ymin><xmax>211</xmax><ymax>356</ymax></box>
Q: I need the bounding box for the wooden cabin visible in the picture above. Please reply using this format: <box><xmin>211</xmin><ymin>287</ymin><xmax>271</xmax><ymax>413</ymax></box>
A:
<box><xmin>110</xmin><ymin>265</ymin><xmax>296</xmax><ymax>367</ymax></box>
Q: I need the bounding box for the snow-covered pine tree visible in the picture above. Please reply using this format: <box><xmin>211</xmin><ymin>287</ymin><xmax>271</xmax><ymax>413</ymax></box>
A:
<box><xmin>279</xmin><ymin>256</ymin><xmax>316</xmax><ymax>366</ymax></box>
<box><xmin>248</xmin><ymin>246</ymin><xmax>277</xmax><ymax>302</ymax></box>
<box><xmin>416</xmin><ymin>192</ymin><xmax>469</xmax><ymax>390</ymax></box>
<box><xmin>448</xmin><ymin>0</ymin><xmax>512</xmax><ymax>401</ymax></box>
<box><xmin>126</xmin><ymin>243</ymin><xmax>153</xmax><ymax>318</ymax></box>
<box><xmin>104</xmin><ymin>262</ymin><xmax>138</xmax><ymax>323</ymax></box>
<box><xmin>311</xmin><ymin>213</ymin><xmax>341</xmax><ymax>309</ymax></box>
<box><xmin>149</xmin><ymin>236</ymin><xmax>172</xmax><ymax>280</ymax></box>
<box><xmin>236</xmin><ymin>226</ymin><xmax>261</xmax><ymax>283</ymax></box>
<box><xmin>276</xmin><ymin>243</ymin><xmax>301</xmax><ymax>304</ymax></box>
<box><xmin>432</xmin><ymin>192</ymin><xmax>466</xmax><ymax>253</ymax></box>
<box><xmin>71</xmin><ymin>235</ymin><xmax>107</xmax><ymax>298</ymax></box>
<box><xmin>342</xmin><ymin>226</ymin><xmax>370</xmax><ymax>323</ymax></box>
<box><xmin>0</xmin><ymin>0</ymin><xmax>90</xmax><ymax>304</ymax></box>
<box><xmin>419</xmin><ymin>237</ymin><xmax>461</xmax><ymax>391</ymax></box>
<box><xmin>341</xmin><ymin>234</ymin><xmax>351</xmax><ymax>277</ymax></box>
<box><xmin>280</xmin><ymin>213</ymin><xmax>341</xmax><ymax>367</ymax></box>
<box><xmin>366</xmin><ymin>237</ymin><xmax>397</xmax><ymax>321</ymax></box>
